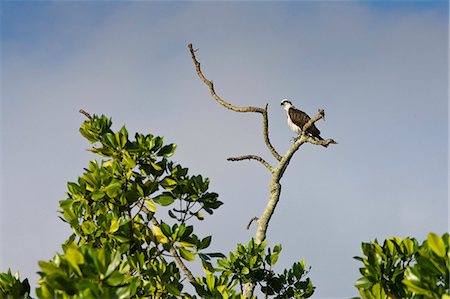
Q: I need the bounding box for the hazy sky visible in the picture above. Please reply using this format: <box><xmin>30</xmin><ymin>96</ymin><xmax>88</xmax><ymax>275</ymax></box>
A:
<box><xmin>1</xmin><ymin>1</ymin><xmax>448</xmax><ymax>298</ymax></box>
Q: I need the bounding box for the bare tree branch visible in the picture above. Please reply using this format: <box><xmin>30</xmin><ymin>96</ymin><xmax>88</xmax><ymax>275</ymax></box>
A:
<box><xmin>246</xmin><ymin>217</ymin><xmax>259</xmax><ymax>230</ymax></box>
<box><xmin>301</xmin><ymin>108</ymin><xmax>337</xmax><ymax>147</ymax></box>
<box><xmin>263</xmin><ymin>104</ymin><xmax>283</xmax><ymax>161</ymax></box>
<box><xmin>303</xmin><ymin>108</ymin><xmax>325</xmax><ymax>132</ymax></box>
<box><xmin>188</xmin><ymin>43</ymin><xmax>282</xmax><ymax>161</ymax></box>
<box><xmin>188</xmin><ymin>44</ymin><xmax>262</xmax><ymax>113</ymax></box>
<box><xmin>304</xmin><ymin>135</ymin><xmax>337</xmax><ymax>147</ymax></box>
<box><xmin>227</xmin><ymin>155</ymin><xmax>273</xmax><ymax>172</ymax></box>
<box><xmin>79</xmin><ymin>109</ymin><xmax>93</xmax><ymax>121</ymax></box>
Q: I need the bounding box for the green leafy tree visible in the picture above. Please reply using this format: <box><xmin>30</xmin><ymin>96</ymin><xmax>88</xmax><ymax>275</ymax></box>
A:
<box><xmin>403</xmin><ymin>233</ymin><xmax>449</xmax><ymax>298</ymax></box>
<box><xmin>37</xmin><ymin>111</ymin><xmax>225</xmax><ymax>298</ymax></box>
<box><xmin>0</xmin><ymin>269</ymin><xmax>31</xmax><ymax>299</ymax></box>
<box><xmin>354</xmin><ymin>233</ymin><xmax>449</xmax><ymax>299</ymax></box>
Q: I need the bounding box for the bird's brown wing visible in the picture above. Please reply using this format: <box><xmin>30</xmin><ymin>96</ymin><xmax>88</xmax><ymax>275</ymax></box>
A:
<box><xmin>289</xmin><ymin>108</ymin><xmax>321</xmax><ymax>137</ymax></box>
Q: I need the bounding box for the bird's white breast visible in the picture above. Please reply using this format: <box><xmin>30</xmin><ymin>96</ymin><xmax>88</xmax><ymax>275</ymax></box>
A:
<box><xmin>287</xmin><ymin>112</ymin><xmax>302</xmax><ymax>134</ymax></box>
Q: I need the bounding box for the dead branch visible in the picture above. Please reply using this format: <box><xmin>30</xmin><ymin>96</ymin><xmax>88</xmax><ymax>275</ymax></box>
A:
<box><xmin>188</xmin><ymin>43</ymin><xmax>282</xmax><ymax>161</ymax></box>
<box><xmin>263</xmin><ymin>104</ymin><xmax>282</xmax><ymax>161</ymax></box>
<box><xmin>301</xmin><ymin>108</ymin><xmax>337</xmax><ymax>147</ymax></box>
<box><xmin>246</xmin><ymin>217</ymin><xmax>259</xmax><ymax>230</ymax></box>
<box><xmin>305</xmin><ymin>136</ymin><xmax>338</xmax><ymax>147</ymax></box>
<box><xmin>227</xmin><ymin>155</ymin><xmax>273</xmax><ymax>172</ymax></box>
<box><xmin>79</xmin><ymin>109</ymin><xmax>93</xmax><ymax>121</ymax></box>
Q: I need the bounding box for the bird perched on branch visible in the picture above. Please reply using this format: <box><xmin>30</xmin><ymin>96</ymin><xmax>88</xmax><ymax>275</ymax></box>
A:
<box><xmin>281</xmin><ymin>99</ymin><xmax>328</xmax><ymax>147</ymax></box>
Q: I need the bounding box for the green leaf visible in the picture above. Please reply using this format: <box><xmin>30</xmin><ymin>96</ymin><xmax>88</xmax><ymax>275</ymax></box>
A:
<box><xmin>109</xmin><ymin>219</ymin><xmax>119</xmax><ymax>233</ymax></box>
<box><xmin>160</xmin><ymin>222</ymin><xmax>172</xmax><ymax>237</ymax></box>
<box><xmin>269</xmin><ymin>252</ymin><xmax>279</xmax><ymax>266</ymax></box>
<box><xmin>67</xmin><ymin>182</ymin><xmax>81</xmax><ymax>194</ymax></box>
<box><xmin>201</xmin><ymin>259</ymin><xmax>215</xmax><ymax>274</ymax></box>
<box><xmin>91</xmin><ymin>190</ymin><xmax>105</xmax><ymax>200</ymax></box>
<box><xmin>206</xmin><ymin>252</ymin><xmax>226</xmax><ymax>258</ymax></box>
<box><xmin>273</xmin><ymin>244</ymin><xmax>282</xmax><ymax>253</ymax></box>
<box><xmin>206</xmin><ymin>274</ymin><xmax>215</xmax><ymax>290</ymax></box>
<box><xmin>145</xmin><ymin>199</ymin><xmax>157</xmax><ymax>212</ymax></box>
<box><xmin>176</xmin><ymin>224</ymin><xmax>186</xmax><ymax>238</ymax></box>
<box><xmin>153</xmin><ymin>225</ymin><xmax>169</xmax><ymax>244</ymax></box>
<box><xmin>178</xmin><ymin>241</ymin><xmax>195</xmax><ymax>248</ymax></box>
<box><xmin>151</xmin><ymin>162</ymin><xmax>163</xmax><ymax>171</ymax></box>
<box><xmin>153</xmin><ymin>136</ymin><xmax>163</xmax><ymax>151</ymax></box>
<box><xmin>157</xmin><ymin>144</ymin><xmax>177</xmax><ymax>158</ymax></box>
<box><xmin>104</xmin><ymin>133</ymin><xmax>117</xmax><ymax>148</ymax></box>
<box><xmin>104</xmin><ymin>181</ymin><xmax>122</xmax><ymax>198</ymax></box>
<box><xmin>200</xmin><ymin>236</ymin><xmax>212</xmax><ymax>250</ymax></box>
<box><xmin>168</xmin><ymin>209</ymin><xmax>177</xmax><ymax>219</ymax></box>
<box><xmin>195</xmin><ymin>212</ymin><xmax>204</xmax><ymax>221</ymax></box>
<box><xmin>160</xmin><ymin>178</ymin><xmax>177</xmax><ymax>190</ymax></box>
<box><xmin>122</xmin><ymin>152</ymin><xmax>136</xmax><ymax>169</ymax></box>
<box><xmin>81</xmin><ymin>221</ymin><xmax>96</xmax><ymax>235</ymax></box>
<box><xmin>166</xmin><ymin>283</ymin><xmax>181</xmax><ymax>296</ymax></box>
<box><xmin>112</xmin><ymin>235</ymin><xmax>130</xmax><ymax>243</ymax></box>
<box><xmin>153</xmin><ymin>193</ymin><xmax>175</xmax><ymax>206</ymax></box>
<box><xmin>401</xmin><ymin>238</ymin><xmax>416</xmax><ymax>256</ymax></box>
<box><xmin>65</xmin><ymin>246</ymin><xmax>84</xmax><ymax>276</ymax></box>
<box><xmin>354</xmin><ymin>276</ymin><xmax>372</xmax><ymax>289</ymax></box>
<box><xmin>106</xmin><ymin>271</ymin><xmax>124</xmax><ymax>287</ymax></box>
<box><xmin>178</xmin><ymin>246</ymin><xmax>196</xmax><ymax>261</ymax></box>
<box><xmin>428</xmin><ymin>232</ymin><xmax>446</xmax><ymax>258</ymax></box>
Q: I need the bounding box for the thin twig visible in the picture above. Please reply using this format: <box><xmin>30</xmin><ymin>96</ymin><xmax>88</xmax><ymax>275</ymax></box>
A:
<box><xmin>246</xmin><ymin>217</ymin><xmax>259</xmax><ymax>230</ymax></box>
<box><xmin>79</xmin><ymin>109</ymin><xmax>93</xmax><ymax>121</ymax></box>
<box><xmin>263</xmin><ymin>104</ymin><xmax>282</xmax><ymax>161</ymax></box>
<box><xmin>188</xmin><ymin>44</ymin><xmax>263</xmax><ymax>113</ymax></box>
<box><xmin>305</xmin><ymin>135</ymin><xmax>337</xmax><ymax>147</ymax></box>
<box><xmin>227</xmin><ymin>155</ymin><xmax>273</xmax><ymax>172</ymax></box>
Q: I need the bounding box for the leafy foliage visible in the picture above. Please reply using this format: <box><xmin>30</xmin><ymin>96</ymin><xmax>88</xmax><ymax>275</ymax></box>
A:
<box><xmin>195</xmin><ymin>239</ymin><xmax>314</xmax><ymax>298</ymax></box>
<box><xmin>354</xmin><ymin>233</ymin><xmax>449</xmax><ymax>299</ymax></box>
<box><xmin>402</xmin><ymin>233</ymin><xmax>449</xmax><ymax>298</ymax></box>
<box><xmin>36</xmin><ymin>245</ymin><xmax>142</xmax><ymax>298</ymax></box>
<box><xmin>0</xmin><ymin>269</ymin><xmax>31</xmax><ymax>299</ymax></box>
<box><xmin>21</xmin><ymin>113</ymin><xmax>313</xmax><ymax>298</ymax></box>
<box><xmin>38</xmin><ymin>113</ymin><xmax>224</xmax><ymax>298</ymax></box>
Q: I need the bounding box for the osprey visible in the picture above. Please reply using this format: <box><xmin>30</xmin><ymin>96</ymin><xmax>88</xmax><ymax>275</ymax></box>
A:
<box><xmin>281</xmin><ymin>99</ymin><xmax>328</xmax><ymax>147</ymax></box>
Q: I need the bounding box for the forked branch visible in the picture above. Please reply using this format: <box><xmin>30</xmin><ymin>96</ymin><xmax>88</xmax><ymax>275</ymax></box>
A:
<box><xmin>301</xmin><ymin>108</ymin><xmax>337</xmax><ymax>147</ymax></box>
<box><xmin>188</xmin><ymin>43</ymin><xmax>282</xmax><ymax>162</ymax></box>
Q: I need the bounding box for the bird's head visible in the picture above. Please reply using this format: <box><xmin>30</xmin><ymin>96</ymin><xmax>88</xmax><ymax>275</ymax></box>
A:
<box><xmin>281</xmin><ymin>99</ymin><xmax>293</xmax><ymax>110</ymax></box>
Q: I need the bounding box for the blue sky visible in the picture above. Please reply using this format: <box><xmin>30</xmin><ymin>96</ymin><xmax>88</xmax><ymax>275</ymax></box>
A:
<box><xmin>1</xmin><ymin>1</ymin><xmax>448</xmax><ymax>298</ymax></box>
